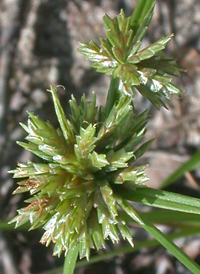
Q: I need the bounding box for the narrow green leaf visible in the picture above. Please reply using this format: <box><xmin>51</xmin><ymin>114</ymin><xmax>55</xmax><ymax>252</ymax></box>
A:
<box><xmin>118</xmin><ymin>199</ymin><xmax>200</xmax><ymax>274</ymax></box>
<box><xmin>118</xmin><ymin>186</ymin><xmax>200</xmax><ymax>215</ymax></box>
<box><xmin>161</xmin><ymin>151</ymin><xmax>200</xmax><ymax>188</ymax></box>
<box><xmin>120</xmin><ymin>209</ymin><xmax>200</xmax><ymax>227</ymax></box>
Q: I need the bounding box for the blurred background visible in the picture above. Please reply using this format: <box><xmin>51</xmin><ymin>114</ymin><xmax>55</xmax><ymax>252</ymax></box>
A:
<box><xmin>1</xmin><ymin>0</ymin><xmax>200</xmax><ymax>273</ymax></box>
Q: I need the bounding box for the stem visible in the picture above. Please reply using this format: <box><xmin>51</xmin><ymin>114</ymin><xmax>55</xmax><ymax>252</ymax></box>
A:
<box><xmin>130</xmin><ymin>0</ymin><xmax>155</xmax><ymax>36</ymax></box>
<box><xmin>63</xmin><ymin>245</ymin><xmax>79</xmax><ymax>274</ymax></box>
<box><xmin>105</xmin><ymin>77</ymin><xmax>119</xmax><ymax>118</ymax></box>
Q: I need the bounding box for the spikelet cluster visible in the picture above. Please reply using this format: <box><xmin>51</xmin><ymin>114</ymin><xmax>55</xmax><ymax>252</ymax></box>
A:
<box><xmin>79</xmin><ymin>9</ymin><xmax>184</xmax><ymax>108</ymax></box>
<box><xmin>10</xmin><ymin>87</ymin><xmax>150</xmax><ymax>259</ymax></box>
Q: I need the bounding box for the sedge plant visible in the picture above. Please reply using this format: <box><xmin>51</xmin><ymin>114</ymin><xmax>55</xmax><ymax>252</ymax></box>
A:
<box><xmin>9</xmin><ymin>0</ymin><xmax>200</xmax><ymax>273</ymax></box>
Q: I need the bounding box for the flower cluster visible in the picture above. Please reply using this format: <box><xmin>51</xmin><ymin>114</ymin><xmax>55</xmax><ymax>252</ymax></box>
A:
<box><xmin>10</xmin><ymin>86</ymin><xmax>151</xmax><ymax>259</ymax></box>
<box><xmin>79</xmin><ymin>8</ymin><xmax>184</xmax><ymax>108</ymax></box>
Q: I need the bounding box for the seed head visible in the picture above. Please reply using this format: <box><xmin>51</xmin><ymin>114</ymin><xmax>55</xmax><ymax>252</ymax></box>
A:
<box><xmin>10</xmin><ymin>86</ymin><xmax>150</xmax><ymax>259</ymax></box>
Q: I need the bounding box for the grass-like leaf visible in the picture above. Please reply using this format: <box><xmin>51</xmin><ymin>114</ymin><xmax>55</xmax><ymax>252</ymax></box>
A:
<box><xmin>118</xmin><ymin>198</ymin><xmax>200</xmax><ymax>274</ymax></box>
<box><xmin>161</xmin><ymin>151</ymin><xmax>200</xmax><ymax>188</ymax></box>
<box><xmin>116</xmin><ymin>186</ymin><xmax>200</xmax><ymax>214</ymax></box>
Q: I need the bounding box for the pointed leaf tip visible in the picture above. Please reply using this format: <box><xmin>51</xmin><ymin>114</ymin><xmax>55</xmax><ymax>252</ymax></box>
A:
<box><xmin>48</xmin><ymin>86</ymin><xmax>72</xmax><ymax>143</ymax></box>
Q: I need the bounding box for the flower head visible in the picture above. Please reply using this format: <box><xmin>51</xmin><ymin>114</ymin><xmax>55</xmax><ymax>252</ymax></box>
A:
<box><xmin>10</xmin><ymin>86</ymin><xmax>151</xmax><ymax>259</ymax></box>
<box><xmin>78</xmin><ymin>9</ymin><xmax>184</xmax><ymax>108</ymax></box>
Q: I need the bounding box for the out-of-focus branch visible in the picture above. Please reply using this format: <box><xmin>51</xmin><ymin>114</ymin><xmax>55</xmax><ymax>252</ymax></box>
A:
<box><xmin>0</xmin><ymin>231</ymin><xmax>21</xmax><ymax>274</ymax></box>
<box><xmin>0</xmin><ymin>0</ymin><xmax>29</xmax><ymax>162</ymax></box>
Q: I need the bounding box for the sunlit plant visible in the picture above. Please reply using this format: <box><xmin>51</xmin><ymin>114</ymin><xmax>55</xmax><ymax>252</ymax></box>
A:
<box><xmin>9</xmin><ymin>1</ymin><xmax>200</xmax><ymax>274</ymax></box>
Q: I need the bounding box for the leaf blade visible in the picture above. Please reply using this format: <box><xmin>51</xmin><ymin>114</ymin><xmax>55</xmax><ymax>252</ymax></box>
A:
<box><xmin>117</xmin><ymin>186</ymin><xmax>200</xmax><ymax>215</ymax></box>
<box><xmin>161</xmin><ymin>151</ymin><xmax>200</xmax><ymax>188</ymax></box>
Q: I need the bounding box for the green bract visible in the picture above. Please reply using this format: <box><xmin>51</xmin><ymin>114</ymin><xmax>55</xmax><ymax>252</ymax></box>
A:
<box><xmin>10</xmin><ymin>86</ymin><xmax>151</xmax><ymax>259</ymax></box>
<box><xmin>78</xmin><ymin>9</ymin><xmax>184</xmax><ymax>108</ymax></box>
